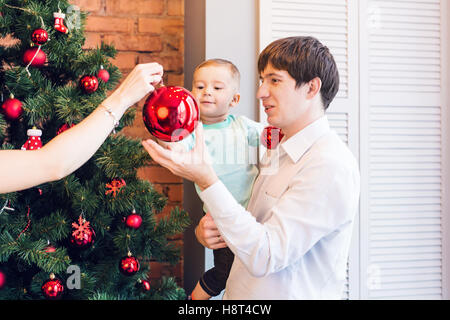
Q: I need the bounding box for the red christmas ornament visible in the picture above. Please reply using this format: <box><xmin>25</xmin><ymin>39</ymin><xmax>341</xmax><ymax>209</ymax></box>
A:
<box><xmin>80</xmin><ymin>75</ymin><xmax>99</xmax><ymax>93</ymax></box>
<box><xmin>105</xmin><ymin>178</ymin><xmax>126</xmax><ymax>197</ymax></box>
<box><xmin>137</xmin><ymin>279</ymin><xmax>151</xmax><ymax>292</ymax></box>
<box><xmin>21</xmin><ymin>127</ymin><xmax>43</xmax><ymax>150</ymax></box>
<box><xmin>261</xmin><ymin>126</ymin><xmax>284</xmax><ymax>150</ymax></box>
<box><xmin>53</xmin><ymin>11</ymin><xmax>68</xmax><ymax>34</ymax></box>
<box><xmin>23</xmin><ymin>47</ymin><xmax>47</xmax><ymax>67</ymax></box>
<box><xmin>69</xmin><ymin>215</ymin><xmax>96</xmax><ymax>249</ymax></box>
<box><xmin>41</xmin><ymin>273</ymin><xmax>64</xmax><ymax>299</ymax></box>
<box><xmin>97</xmin><ymin>66</ymin><xmax>110</xmax><ymax>83</ymax></box>
<box><xmin>142</xmin><ymin>86</ymin><xmax>199</xmax><ymax>142</ymax></box>
<box><xmin>125</xmin><ymin>211</ymin><xmax>142</xmax><ymax>229</ymax></box>
<box><xmin>31</xmin><ymin>28</ymin><xmax>49</xmax><ymax>45</ymax></box>
<box><xmin>1</xmin><ymin>96</ymin><xmax>23</xmax><ymax>120</ymax></box>
<box><xmin>57</xmin><ymin>123</ymin><xmax>76</xmax><ymax>135</ymax></box>
<box><xmin>0</xmin><ymin>270</ymin><xmax>6</xmax><ymax>289</ymax></box>
<box><xmin>119</xmin><ymin>252</ymin><xmax>140</xmax><ymax>276</ymax></box>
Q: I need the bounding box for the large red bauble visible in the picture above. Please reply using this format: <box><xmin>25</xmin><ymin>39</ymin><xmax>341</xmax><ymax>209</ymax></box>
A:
<box><xmin>31</xmin><ymin>28</ymin><xmax>49</xmax><ymax>45</ymax></box>
<box><xmin>261</xmin><ymin>126</ymin><xmax>284</xmax><ymax>150</ymax></box>
<box><xmin>119</xmin><ymin>254</ymin><xmax>140</xmax><ymax>276</ymax></box>
<box><xmin>80</xmin><ymin>75</ymin><xmax>99</xmax><ymax>93</ymax></box>
<box><xmin>23</xmin><ymin>47</ymin><xmax>47</xmax><ymax>67</ymax></box>
<box><xmin>126</xmin><ymin>213</ymin><xmax>142</xmax><ymax>229</ymax></box>
<box><xmin>41</xmin><ymin>275</ymin><xmax>64</xmax><ymax>299</ymax></box>
<box><xmin>142</xmin><ymin>86</ymin><xmax>199</xmax><ymax>142</ymax></box>
<box><xmin>1</xmin><ymin>98</ymin><xmax>23</xmax><ymax>120</ymax></box>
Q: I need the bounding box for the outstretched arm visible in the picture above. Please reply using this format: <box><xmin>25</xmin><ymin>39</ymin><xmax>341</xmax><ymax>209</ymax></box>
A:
<box><xmin>0</xmin><ymin>63</ymin><xmax>163</xmax><ymax>194</ymax></box>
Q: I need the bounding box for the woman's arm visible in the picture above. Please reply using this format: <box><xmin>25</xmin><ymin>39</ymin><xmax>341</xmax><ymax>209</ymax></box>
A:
<box><xmin>0</xmin><ymin>63</ymin><xmax>163</xmax><ymax>194</ymax></box>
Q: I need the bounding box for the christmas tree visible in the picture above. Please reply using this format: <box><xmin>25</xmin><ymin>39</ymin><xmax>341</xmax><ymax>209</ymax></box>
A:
<box><xmin>0</xmin><ymin>0</ymin><xmax>190</xmax><ymax>300</ymax></box>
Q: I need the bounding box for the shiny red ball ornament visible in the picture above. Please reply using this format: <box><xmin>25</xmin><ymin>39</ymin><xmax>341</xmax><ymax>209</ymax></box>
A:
<box><xmin>80</xmin><ymin>75</ymin><xmax>99</xmax><ymax>93</ymax></box>
<box><xmin>69</xmin><ymin>215</ymin><xmax>96</xmax><ymax>249</ymax></box>
<box><xmin>0</xmin><ymin>270</ymin><xmax>6</xmax><ymax>289</ymax></box>
<box><xmin>1</xmin><ymin>97</ymin><xmax>23</xmax><ymax>121</ymax></box>
<box><xmin>137</xmin><ymin>279</ymin><xmax>151</xmax><ymax>292</ymax></box>
<box><xmin>119</xmin><ymin>253</ymin><xmax>140</xmax><ymax>276</ymax></box>
<box><xmin>56</xmin><ymin>123</ymin><xmax>76</xmax><ymax>135</ymax></box>
<box><xmin>125</xmin><ymin>212</ymin><xmax>142</xmax><ymax>229</ymax></box>
<box><xmin>31</xmin><ymin>28</ymin><xmax>49</xmax><ymax>45</ymax></box>
<box><xmin>23</xmin><ymin>47</ymin><xmax>47</xmax><ymax>67</ymax></box>
<box><xmin>142</xmin><ymin>86</ymin><xmax>199</xmax><ymax>142</ymax></box>
<box><xmin>41</xmin><ymin>274</ymin><xmax>64</xmax><ymax>299</ymax></box>
<box><xmin>261</xmin><ymin>126</ymin><xmax>284</xmax><ymax>150</ymax></box>
<box><xmin>97</xmin><ymin>66</ymin><xmax>110</xmax><ymax>83</ymax></box>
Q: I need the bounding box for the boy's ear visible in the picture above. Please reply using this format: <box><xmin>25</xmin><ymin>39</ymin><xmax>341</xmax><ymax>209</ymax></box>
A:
<box><xmin>230</xmin><ymin>93</ymin><xmax>241</xmax><ymax>107</ymax></box>
<box><xmin>306</xmin><ymin>77</ymin><xmax>322</xmax><ymax>100</ymax></box>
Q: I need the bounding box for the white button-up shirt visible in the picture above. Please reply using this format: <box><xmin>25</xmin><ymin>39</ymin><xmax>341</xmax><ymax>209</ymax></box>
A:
<box><xmin>199</xmin><ymin>116</ymin><xmax>360</xmax><ymax>299</ymax></box>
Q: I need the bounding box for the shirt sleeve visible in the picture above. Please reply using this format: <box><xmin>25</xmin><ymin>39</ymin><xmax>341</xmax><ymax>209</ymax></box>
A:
<box><xmin>199</xmin><ymin>156</ymin><xmax>360</xmax><ymax>278</ymax></box>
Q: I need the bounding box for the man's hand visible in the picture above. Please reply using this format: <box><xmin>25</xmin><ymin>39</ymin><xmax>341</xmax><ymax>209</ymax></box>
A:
<box><xmin>195</xmin><ymin>213</ymin><xmax>227</xmax><ymax>249</ymax></box>
<box><xmin>141</xmin><ymin>122</ymin><xmax>219</xmax><ymax>190</ymax></box>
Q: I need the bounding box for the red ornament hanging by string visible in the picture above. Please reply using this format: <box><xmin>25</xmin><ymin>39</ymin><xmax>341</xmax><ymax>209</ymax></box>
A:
<box><xmin>21</xmin><ymin>127</ymin><xmax>43</xmax><ymax>150</ymax></box>
<box><xmin>119</xmin><ymin>252</ymin><xmax>140</xmax><ymax>276</ymax></box>
<box><xmin>57</xmin><ymin>123</ymin><xmax>76</xmax><ymax>135</ymax></box>
<box><xmin>69</xmin><ymin>215</ymin><xmax>96</xmax><ymax>249</ymax></box>
<box><xmin>97</xmin><ymin>66</ymin><xmax>110</xmax><ymax>83</ymax></box>
<box><xmin>53</xmin><ymin>10</ymin><xmax>68</xmax><ymax>34</ymax></box>
<box><xmin>80</xmin><ymin>75</ymin><xmax>99</xmax><ymax>93</ymax></box>
<box><xmin>31</xmin><ymin>28</ymin><xmax>49</xmax><ymax>45</ymax></box>
<box><xmin>0</xmin><ymin>270</ymin><xmax>6</xmax><ymax>289</ymax></box>
<box><xmin>142</xmin><ymin>86</ymin><xmax>199</xmax><ymax>142</ymax></box>
<box><xmin>41</xmin><ymin>273</ymin><xmax>64</xmax><ymax>299</ymax></box>
<box><xmin>136</xmin><ymin>279</ymin><xmax>151</xmax><ymax>292</ymax></box>
<box><xmin>125</xmin><ymin>211</ymin><xmax>142</xmax><ymax>229</ymax></box>
<box><xmin>1</xmin><ymin>95</ymin><xmax>23</xmax><ymax>121</ymax></box>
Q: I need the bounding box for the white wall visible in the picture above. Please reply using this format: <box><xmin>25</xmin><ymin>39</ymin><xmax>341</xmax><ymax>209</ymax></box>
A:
<box><xmin>183</xmin><ymin>0</ymin><xmax>260</xmax><ymax>297</ymax></box>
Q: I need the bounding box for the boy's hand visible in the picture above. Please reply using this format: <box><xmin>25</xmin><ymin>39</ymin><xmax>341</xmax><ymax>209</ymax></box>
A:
<box><xmin>195</xmin><ymin>213</ymin><xmax>227</xmax><ymax>249</ymax></box>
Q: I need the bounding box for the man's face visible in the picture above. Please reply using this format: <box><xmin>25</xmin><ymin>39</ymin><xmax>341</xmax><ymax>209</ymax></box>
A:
<box><xmin>257</xmin><ymin>63</ymin><xmax>310</xmax><ymax>137</ymax></box>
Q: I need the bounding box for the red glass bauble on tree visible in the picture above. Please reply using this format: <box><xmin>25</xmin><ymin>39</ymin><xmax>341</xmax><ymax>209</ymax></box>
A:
<box><xmin>80</xmin><ymin>75</ymin><xmax>99</xmax><ymax>93</ymax></box>
<box><xmin>23</xmin><ymin>47</ymin><xmax>47</xmax><ymax>67</ymax></box>
<box><xmin>69</xmin><ymin>215</ymin><xmax>96</xmax><ymax>249</ymax></box>
<box><xmin>31</xmin><ymin>28</ymin><xmax>49</xmax><ymax>45</ymax></box>
<box><xmin>97</xmin><ymin>66</ymin><xmax>110</xmax><ymax>83</ymax></box>
<box><xmin>57</xmin><ymin>123</ymin><xmax>76</xmax><ymax>135</ymax></box>
<box><xmin>125</xmin><ymin>210</ymin><xmax>142</xmax><ymax>229</ymax></box>
<box><xmin>119</xmin><ymin>252</ymin><xmax>140</xmax><ymax>276</ymax></box>
<box><xmin>261</xmin><ymin>126</ymin><xmax>284</xmax><ymax>150</ymax></box>
<box><xmin>41</xmin><ymin>273</ymin><xmax>64</xmax><ymax>299</ymax></box>
<box><xmin>142</xmin><ymin>86</ymin><xmax>199</xmax><ymax>142</ymax></box>
<box><xmin>136</xmin><ymin>279</ymin><xmax>151</xmax><ymax>292</ymax></box>
<box><xmin>1</xmin><ymin>96</ymin><xmax>23</xmax><ymax>121</ymax></box>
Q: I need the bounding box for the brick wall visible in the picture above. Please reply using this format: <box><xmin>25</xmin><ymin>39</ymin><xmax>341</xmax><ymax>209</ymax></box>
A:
<box><xmin>72</xmin><ymin>0</ymin><xmax>185</xmax><ymax>288</ymax></box>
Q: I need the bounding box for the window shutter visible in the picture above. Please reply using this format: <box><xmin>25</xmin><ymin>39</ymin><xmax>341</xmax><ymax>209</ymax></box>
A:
<box><xmin>359</xmin><ymin>0</ymin><xmax>444</xmax><ymax>299</ymax></box>
<box><xmin>258</xmin><ymin>0</ymin><xmax>360</xmax><ymax>299</ymax></box>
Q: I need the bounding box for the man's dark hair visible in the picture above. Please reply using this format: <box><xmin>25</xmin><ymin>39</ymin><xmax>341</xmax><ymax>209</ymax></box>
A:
<box><xmin>258</xmin><ymin>36</ymin><xmax>339</xmax><ymax>110</ymax></box>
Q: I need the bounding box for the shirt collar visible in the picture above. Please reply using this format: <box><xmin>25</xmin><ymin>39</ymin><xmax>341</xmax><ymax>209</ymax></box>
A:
<box><xmin>280</xmin><ymin>115</ymin><xmax>331</xmax><ymax>163</ymax></box>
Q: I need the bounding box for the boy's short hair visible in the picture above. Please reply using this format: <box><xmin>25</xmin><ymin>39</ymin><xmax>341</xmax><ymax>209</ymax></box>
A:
<box><xmin>194</xmin><ymin>58</ymin><xmax>241</xmax><ymax>90</ymax></box>
<box><xmin>258</xmin><ymin>36</ymin><xmax>339</xmax><ymax>110</ymax></box>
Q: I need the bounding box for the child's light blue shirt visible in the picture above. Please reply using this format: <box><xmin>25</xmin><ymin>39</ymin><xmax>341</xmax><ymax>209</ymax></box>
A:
<box><xmin>182</xmin><ymin>114</ymin><xmax>264</xmax><ymax>210</ymax></box>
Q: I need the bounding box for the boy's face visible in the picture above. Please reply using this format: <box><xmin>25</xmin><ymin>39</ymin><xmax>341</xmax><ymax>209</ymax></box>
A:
<box><xmin>257</xmin><ymin>63</ymin><xmax>313</xmax><ymax>138</ymax></box>
<box><xmin>192</xmin><ymin>65</ymin><xmax>239</xmax><ymax>123</ymax></box>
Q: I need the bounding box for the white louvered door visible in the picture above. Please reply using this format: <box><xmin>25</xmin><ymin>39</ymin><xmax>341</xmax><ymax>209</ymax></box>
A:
<box><xmin>259</xmin><ymin>0</ymin><xmax>449</xmax><ymax>299</ymax></box>
<box><xmin>359</xmin><ymin>0</ymin><xmax>447</xmax><ymax>299</ymax></box>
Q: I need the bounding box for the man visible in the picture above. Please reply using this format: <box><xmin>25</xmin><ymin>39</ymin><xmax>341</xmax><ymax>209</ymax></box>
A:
<box><xmin>143</xmin><ymin>36</ymin><xmax>360</xmax><ymax>299</ymax></box>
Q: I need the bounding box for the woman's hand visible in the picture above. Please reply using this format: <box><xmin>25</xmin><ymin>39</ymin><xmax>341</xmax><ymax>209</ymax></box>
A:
<box><xmin>195</xmin><ymin>213</ymin><xmax>227</xmax><ymax>249</ymax></box>
<box><xmin>107</xmin><ymin>62</ymin><xmax>164</xmax><ymax>113</ymax></box>
<box><xmin>141</xmin><ymin>122</ymin><xmax>219</xmax><ymax>191</ymax></box>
